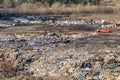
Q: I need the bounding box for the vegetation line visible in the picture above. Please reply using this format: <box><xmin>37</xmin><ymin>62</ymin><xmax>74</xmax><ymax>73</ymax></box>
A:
<box><xmin>0</xmin><ymin>0</ymin><xmax>120</xmax><ymax>15</ymax></box>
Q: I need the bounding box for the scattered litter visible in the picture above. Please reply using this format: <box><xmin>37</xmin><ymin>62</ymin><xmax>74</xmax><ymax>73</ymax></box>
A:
<box><xmin>0</xmin><ymin>15</ymin><xmax>120</xmax><ymax>79</ymax></box>
<box><xmin>98</xmin><ymin>29</ymin><xmax>111</xmax><ymax>33</ymax></box>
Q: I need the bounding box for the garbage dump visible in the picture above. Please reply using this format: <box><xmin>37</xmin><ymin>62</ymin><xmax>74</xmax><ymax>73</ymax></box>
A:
<box><xmin>0</xmin><ymin>14</ymin><xmax>120</xmax><ymax>79</ymax></box>
<box><xmin>0</xmin><ymin>29</ymin><xmax>120</xmax><ymax>80</ymax></box>
<box><xmin>0</xmin><ymin>23</ymin><xmax>16</xmax><ymax>28</ymax></box>
<box><xmin>55</xmin><ymin>20</ymin><xmax>88</xmax><ymax>26</ymax></box>
<box><xmin>0</xmin><ymin>15</ymin><xmax>59</xmax><ymax>27</ymax></box>
<box><xmin>101</xmin><ymin>19</ymin><xmax>117</xmax><ymax>28</ymax></box>
<box><xmin>0</xmin><ymin>15</ymin><xmax>120</xmax><ymax>30</ymax></box>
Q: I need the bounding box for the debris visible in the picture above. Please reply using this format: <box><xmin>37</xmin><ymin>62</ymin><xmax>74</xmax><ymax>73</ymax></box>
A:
<box><xmin>55</xmin><ymin>20</ymin><xmax>88</xmax><ymax>26</ymax></box>
<box><xmin>0</xmin><ymin>15</ymin><xmax>120</xmax><ymax>80</ymax></box>
<box><xmin>98</xmin><ymin>29</ymin><xmax>111</xmax><ymax>33</ymax></box>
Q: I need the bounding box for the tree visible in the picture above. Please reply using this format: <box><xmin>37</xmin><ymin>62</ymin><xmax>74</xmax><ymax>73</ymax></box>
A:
<box><xmin>47</xmin><ymin>0</ymin><xmax>54</xmax><ymax>5</ymax></box>
<box><xmin>0</xmin><ymin>0</ymin><xmax>101</xmax><ymax>8</ymax></box>
<box><xmin>0</xmin><ymin>0</ymin><xmax>4</xmax><ymax>4</ymax></box>
<box><xmin>3</xmin><ymin>0</ymin><xmax>11</xmax><ymax>7</ymax></box>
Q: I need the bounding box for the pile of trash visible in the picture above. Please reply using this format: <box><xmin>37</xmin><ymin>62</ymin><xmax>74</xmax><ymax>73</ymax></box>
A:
<box><xmin>55</xmin><ymin>20</ymin><xmax>88</xmax><ymax>26</ymax></box>
<box><xmin>0</xmin><ymin>15</ymin><xmax>59</xmax><ymax>27</ymax></box>
<box><xmin>0</xmin><ymin>14</ymin><xmax>120</xmax><ymax>29</ymax></box>
<box><xmin>0</xmin><ymin>31</ymin><xmax>120</xmax><ymax>79</ymax></box>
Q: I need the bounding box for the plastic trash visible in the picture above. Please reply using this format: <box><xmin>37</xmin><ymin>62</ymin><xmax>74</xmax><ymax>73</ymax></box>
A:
<box><xmin>98</xmin><ymin>29</ymin><xmax>111</xmax><ymax>33</ymax></box>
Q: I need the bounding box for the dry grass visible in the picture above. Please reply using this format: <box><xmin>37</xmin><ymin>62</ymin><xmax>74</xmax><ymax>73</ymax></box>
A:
<box><xmin>0</xmin><ymin>2</ymin><xmax>119</xmax><ymax>15</ymax></box>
